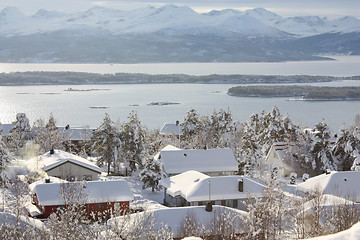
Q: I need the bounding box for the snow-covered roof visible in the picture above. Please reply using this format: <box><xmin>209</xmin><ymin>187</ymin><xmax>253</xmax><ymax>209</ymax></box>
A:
<box><xmin>29</xmin><ymin>176</ymin><xmax>67</xmax><ymax>194</ymax></box>
<box><xmin>160</xmin><ymin>170</ymin><xmax>209</xmax><ymax>197</ymax></box>
<box><xmin>297</xmin><ymin>171</ymin><xmax>360</xmax><ymax>202</ymax></box>
<box><xmin>154</xmin><ymin>145</ymin><xmax>181</xmax><ymax>160</ymax></box>
<box><xmin>36</xmin><ymin>149</ymin><xmax>101</xmax><ymax>173</ymax></box>
<box><xmin>34</xmin><ymin>180</ymin><xmax>134</xmax><ymax>206</ymax></box>
<box><xmin>159</xmin><ymin>123</ymin><xmax>183</xmax><ymax>135</ymax></box>
<box><xmin>307</xmin><ymin>221</ymin><xmax>360</xmax><ymax>240</ymax></box>
<box><xmin>108</xmin><ymin>205</ymin><xmax>248</xmax><ymax>238</ymax></box>
<box><xmin>158</xmin><ymin>148</ymin><xmax>238</xmax><ymax>175</ymax></box>
<box><xmin>161</xmin><ymin>170</ymin><xmax>265</xmax><ymax>202</ymax></box>
<box><xmin>58</xmin><ymin>126</ymin><xmax>95</xmax><ymax>141</ymax></box>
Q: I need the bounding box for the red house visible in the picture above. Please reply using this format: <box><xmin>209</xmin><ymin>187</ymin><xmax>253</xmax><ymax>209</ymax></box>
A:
<box><xmin>31</xmin><ymin>180</ymin><xmax>134</xmax><ymax>219</ymax></box>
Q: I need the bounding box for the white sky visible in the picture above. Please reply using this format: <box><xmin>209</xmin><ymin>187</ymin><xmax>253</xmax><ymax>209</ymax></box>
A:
<box><xmin>0</xmin><ymin>0</ymin><xmax>359</xmax><ymax>19</ymax></box>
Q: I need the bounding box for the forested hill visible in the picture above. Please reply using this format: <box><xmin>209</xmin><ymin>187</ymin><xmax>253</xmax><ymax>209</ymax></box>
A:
<box><xmin>0</xmin><ymin>71</ymin><xmax>359</xmax><ymax>86</ymax></box>
<box><xmin>228</xmin><ymin>85</ymin><xmax>360</xmax><ymax>100</ymax></box>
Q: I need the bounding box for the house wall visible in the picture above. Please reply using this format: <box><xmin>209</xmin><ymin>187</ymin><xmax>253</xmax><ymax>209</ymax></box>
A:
<box><xmin>164</xmin><ymin>190</ymin><xmax>251</xmax><ymax>211</ymax></box>
<box><xmin>41</xmin><ymin>201</ymin><xmax>129</xmax><ymax>219</ymax></box>
<box><xmin>189</xmin><ymin>199</ymin><xmax>249</xmax><ymax>211</ymax></box>
<box><xmin>46</xmin><ymin>162</ymin><xmax>99</xmax><ymax>181</ymax></box>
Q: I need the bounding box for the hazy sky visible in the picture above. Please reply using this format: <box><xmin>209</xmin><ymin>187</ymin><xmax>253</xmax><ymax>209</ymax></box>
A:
<box><xmin>1</xmin><ymin>0</ymin><xmax>359</xmax><ymax>19</ymax></box>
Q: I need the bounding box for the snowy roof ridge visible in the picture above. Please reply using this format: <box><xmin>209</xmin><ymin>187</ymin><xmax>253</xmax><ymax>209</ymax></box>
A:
<box><xmin>34</xmin><ymin>179</ymin><xmax>134</xmax><ymax>206</ymax></box>
<box><xmin>38</xmin><ymin>149</ymin><xmax>101</xmax><ymax>174</ymax></box>
<box><xmin>296</xmin><ymin>171</ymin><xmax>360</xmax><ymax>202</ymax></box>
<box><xmin>159</xmin><ymin>122</ymin><xmax>183</xmax><ymax>135</ymax></box>
<box><xmin>161</xmin><ymin>170</ymin><xmax>265</xmax><ymax>202</ymax></box>
<box><xmin>159</xmin><ymin>147</ymin><xmax>238</xmax><ymax>175</ymax></box>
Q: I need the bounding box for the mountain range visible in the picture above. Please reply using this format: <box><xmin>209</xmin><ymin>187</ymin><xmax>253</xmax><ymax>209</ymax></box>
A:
<box><xmin>0</xmin><ymin>5</ymin><xmax>359</xmax><ymax>63</ymax></box>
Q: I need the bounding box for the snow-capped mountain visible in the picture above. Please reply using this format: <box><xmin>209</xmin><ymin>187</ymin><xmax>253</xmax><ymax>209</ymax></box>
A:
<box><xmin>0</xmin><ymin>5</ymin><xmax>359</xmax><ymax>63</ymax></box>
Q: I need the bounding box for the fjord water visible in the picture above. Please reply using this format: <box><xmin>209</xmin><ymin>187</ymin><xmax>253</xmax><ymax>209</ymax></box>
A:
<box><xmin>0</xmin><ymin>56</ymin><xmax>360</xmax><ymax>130</ymax></box>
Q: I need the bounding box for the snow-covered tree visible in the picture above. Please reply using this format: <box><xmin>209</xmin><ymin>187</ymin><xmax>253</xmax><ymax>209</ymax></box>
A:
<box><xmin>309</xmin><ymin>121</ymin><xmax>336</xmax><ymax>174</ymax></box>
<box><xmin>7</xmin><ymin>113</ymin><xmax>33</xmax><ymax>156</ymax></box>
<box><xmin>119</xmin><ymin>111</ymin><xmax>145</xmax><ymax>173</ymax></box>
<box><xmin>0</xmin><ymin>124</ymin><xmax>14</xmax><ymax>174</ymax></box>
<box><xmin>91</xmin><ymin>113</ymin><xmax>120</xmax><ymax>174</ymax></box>
<box><xmin>207</xmin><ymin>108</ymin><xmax>234</xmax><ymax>148</ymax></box>
<box><xmin>33</xmin><ymin>114</ymin><xmax>63</xmax><ymax>154</ymax></box>
<box><xmin>140</xmin><ymin>158</ymin><xmax>163</xmax><ymax>192</ymax></box>
<box><xmin>333</xmin><ymin>126</ymin><xmax>360</xmax><ymax>171</ymax></box>
<box><xmin>239</xmin><ymin>107</ymin><xmax>302</xmax><ymax>175</ymax></box>
<box><xmin>181</xmin><ymin>108</ymin><xmax>207</xmax><ymax>149</ymax></box>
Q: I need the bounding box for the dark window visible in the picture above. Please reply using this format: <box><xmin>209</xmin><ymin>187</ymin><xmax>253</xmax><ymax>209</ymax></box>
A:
<box><xmin>233</xmin><ymin>200</ymin><xmax>238</xmax><ymax>208</ymax></box>
<box><xmin>198</xmin><ymin>201</ymin><xmax>203</xmax><ymax>206</ymax></box>
<box><xmin>221</xmin><ymin>200</ymin><xmax>226</xmax><ymax>206</ymax></box>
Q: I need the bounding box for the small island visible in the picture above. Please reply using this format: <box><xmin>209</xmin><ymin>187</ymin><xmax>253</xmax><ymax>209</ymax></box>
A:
<box><xmin>227</xmin><ymin>85</ymin><xmax>360</xmax><ymax>101</ymax></box>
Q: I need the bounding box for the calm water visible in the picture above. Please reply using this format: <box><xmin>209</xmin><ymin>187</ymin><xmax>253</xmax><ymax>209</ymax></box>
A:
<box><xmin>0</xmin><ymin>82</ymin><xmax>359</xmax><ymax>131</ymax></box>
<box><xmin>0</xmin><ymin>56</ymin><xmax>360</xmax><ymax>130</ymax></box>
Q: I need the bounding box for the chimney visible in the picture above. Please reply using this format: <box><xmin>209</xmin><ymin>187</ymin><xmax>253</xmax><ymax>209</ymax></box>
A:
<box><xmin>205</xmin><ymin>201</ymin><xmax>213</xmax><ymax>212</ymax></box>
<box><xmin>45</xmin><ymin>178</ymin><xmax>50</xmax><ymax>183</ymax></box>
<box><xmin>325</xmin><ymin>169</ymin><xmax>331</xmax><ymax>175</ymax></box>
<box><xmin>176</xmin><ymin>120</ymin><xmax>179</xmax><ymax>126</ymax></box>
<box><xmin>238</xmin><ymin>179</ymin><xmax>244</xmax><ymax>192</ymax></box>
<box><xmin>50</xmin><ymin>149</ymin><xmax>55</xmax><ymax>155</ymax></box>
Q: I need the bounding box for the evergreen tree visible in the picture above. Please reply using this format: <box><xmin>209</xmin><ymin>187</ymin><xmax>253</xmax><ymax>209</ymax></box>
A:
<box><xmin>309</xmin><ymin>121</ymin><xmax>336</xmax><ymax>174</ymax></box>
<box><xmin>333</xmin><ymin>126</ymin><xmax>360</xmax><ymax>171</ymax></box>
<box><xmin>119</xmin><ymin>111</ymin><xmax>145</xmax><ymax>173</ymax></box>
<box><xmin>33</xmin><ymin>114</ymin><xmax>63</xmax><ymax>154</ymax></box>
<box><xmin>0</xmin><ymin>124</ymin><xmax>14</xmax><ymax>175</ymax></box>
<box><xmin>7</xmin><ymin>113</ymin><xmax>33</xmax><ymax>156</ymax></box>
<box><xmin>140</xmin><ymin>158</ymin><xmax>163</xmax><ymax>192</ymax></box>
<box><xmin>91</xmin><ymin>113</ymin><xmax>120</xmax><ymax>174</ymax></box>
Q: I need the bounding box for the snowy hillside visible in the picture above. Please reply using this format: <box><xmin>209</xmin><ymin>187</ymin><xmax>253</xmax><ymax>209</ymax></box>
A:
<box><xmin>0</xmin><ymin>5</ymin><xmax>359</xmax><ymax>63</ymax></box>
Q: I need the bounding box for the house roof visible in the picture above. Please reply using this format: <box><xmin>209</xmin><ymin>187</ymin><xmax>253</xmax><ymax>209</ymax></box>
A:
<box><xmin>157</xmin><ymin>147</ymin><xmax>238</xmax><ymax>175</ymax></box>
<box><xmin>108</xmin><ymin>205</ymin><xmax>248</xmax><ymax>238</ymax></box>
<box><xmin>29</xmin><ymin>176</ymin><xmax>67</xmax><ymax>194</ymax></box>
<box><xmin>296</xmin><ymin>171</ymin><xmax>360</xmax><ymax>202</ymax></box>
<box><xmin>58</xmin><ymin>126</ymin><xmax>95</xmax><ymax>141</ymax></box>
<box><xmin>34</xmin><ymin>180</ymin><xmax>134</xmax><ymax>206</ymax></box>
<box><xmin>161</xmin><ymin>170</ymin><xmax>265</xmax><ymax>202</ymax></box>
<box><xmin>159</xmin><ymin>123</ymin><xmax>183</xmax><ymax>135</ymax></box>
<box><xmin>36</xmin><ymin>149</ymin><xmax>101</xmax><ymax>173</ymax></box>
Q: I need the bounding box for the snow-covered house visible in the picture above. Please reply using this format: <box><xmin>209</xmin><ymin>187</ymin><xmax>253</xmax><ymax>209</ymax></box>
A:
<box><xmin>159</xmin><ymin>122</ymin><xmax>183</xmax><ymax>136</ymax></box>
<box><xmin>160</xmin><ymin>170</ymin><xmax>265</xmax><ymax>210</ymax></box>
<box><xmin>31</xmin><ymin>180</ymin><xmax>134</xmax><ymax>218</ymax></box>
<box><xmin>155</xmin><ymin>146</ymin><xmax>238</xmax><ymax>176</ymax></box>
<box><xmin>34</xmin><ymin>149</ymin><xmax>101</xmax><ymax>181</ymax></box>
<box><xmin>264</xmin><ymin>142</ymin><xmax>300</xmax><ymax>177</ymax></box>
<box><xmin>296</xmin><ymin>171</ymin><xmax>360</xmax><ymax>202</ymax></box>
<box><xmin>108</xmin><ymin>205</ymin><xmax>248</xmax><ymax>239</ymax></box>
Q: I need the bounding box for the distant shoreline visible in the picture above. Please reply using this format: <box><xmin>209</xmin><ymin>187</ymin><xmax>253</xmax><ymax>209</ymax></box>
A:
<box><xmin>0</xmin><ymin>71</ymin><xmax>359</xmax><ymax>86</ymax></box>
<box><xmin>228</xmin><ymin>85</ymin><xmax>360</xmax><ymax>101</ymax></box>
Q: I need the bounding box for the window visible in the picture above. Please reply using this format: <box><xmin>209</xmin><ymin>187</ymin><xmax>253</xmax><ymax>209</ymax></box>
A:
<box><xmin>233</xmin><ymin>199</ymin><xmax>238</xmax><ymax>208</ymax></box>
<box><xmin>97</xmin><ymin>203</ymin><xmax>102</xmax><ymax>209</ymax></box>
<box><xmin>82</xmin><ymin>175</ymin><xmax>92</xmax><ymax>181</ymax></box>
<box><xmin>221</xmin><ymin>200</ymin><xmax>226</xmax><ymax>206</ymax></box>
<box><xmin>67</xmin><ymin>176</ymin><xmax>75</xmax><ymax>182</ymax></box>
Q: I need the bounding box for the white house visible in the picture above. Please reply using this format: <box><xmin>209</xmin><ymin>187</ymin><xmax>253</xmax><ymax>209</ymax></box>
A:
<box><xmin>160</xmin><ymin>170</ymin><xmax>265</xmax><ymax>210</ymax></box>
<box><xmin>33</xmin><ymin>149</ymin><xmax>102</xmax><ymax>181</ymax></box>
<box><xmin>264</xmin><ymin>142</ymin><xmax>302</xmax><ymax>177</ymax></box>
<box><xmin>155</xmin><ymin>146</ymin><xmax>238</xmax><ymax>176</ymax></box>
<box><xmin>296</xmin><ymin>171</ymin><xmax>360</xmax><ymax>202</ymax></box>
